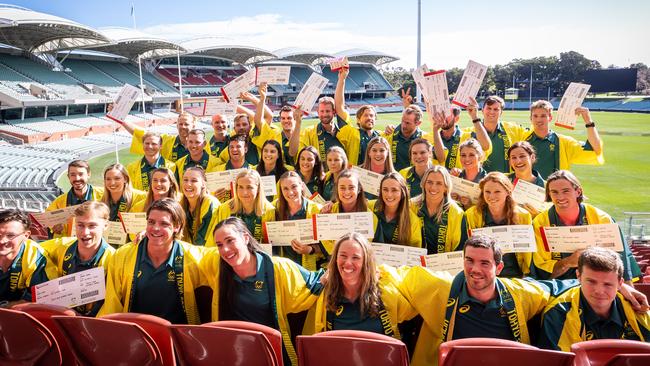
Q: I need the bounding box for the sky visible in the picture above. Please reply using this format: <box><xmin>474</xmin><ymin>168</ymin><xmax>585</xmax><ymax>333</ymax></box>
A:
<box><xmin>7</xmin><ymin>0</ymin><xmax>650</xmax><ymax>70</ymax></box>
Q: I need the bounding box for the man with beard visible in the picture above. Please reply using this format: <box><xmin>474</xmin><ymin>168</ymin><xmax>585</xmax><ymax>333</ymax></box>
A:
<box><xmin>126</xmin><ymin>132</ymin><xmax>176</xmax><ymax>191</ymax></box>
<box><xmin>46</xmin><ymin>160</ymin><xmax>104</xmax><ymax>238</ymax></box>
<box><xmin>289</xmin><ymin>96</ymin><xmax>344</xmax><ymax>163</ymax></box>
<box><xmin>431</xmin><ymin>98</ymin><xmax>491</xmax><ymax>171</ymax></box>
<box><xmin>175</xmin><ymin>129</ymin><xmax>221</xmax><ymax>183</ymax></box>
<box><xmin>333</xmin><ymin>67</ymin><xmax>382</xmax><ymax>165</ymax></box>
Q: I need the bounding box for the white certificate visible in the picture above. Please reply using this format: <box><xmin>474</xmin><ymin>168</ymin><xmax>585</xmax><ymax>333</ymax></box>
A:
<box><xmin>30</xmin><ymin>205</ymin><xmax>79</xmax><ymax>228</ymax></box>
<box><xmin>203</xmin><ymin>98</ymin><xmax>238</xmax><ymax>117</ymax></box>
<box><xmin>371</xmin><ymin>242</ymin><xmax>426</xmax><ymax>267</ymax></box>
<box><xmin>206</xmin><ymin>168</ymin><xmax>248</xmax><ymax>192</ymax></box>
<box><xmin>420</xmin><ymin>251</ymin><xmax>465</xmax><ymax>275</ymax></box>
<box><xmin>260</xmin><ymin>175</ymin><xmax>278</xmax><ymax>197</ymax></box>
<box><xmin>107</xmin><ymin>84</ymin><xmax>140</xmax><ymax>123</ymax></box>
<box><xmin>313</xmin><ymin>211</ymin><xmax>374</xmax><ymax>241</ymax></box>
<box><xmin>449</xmin><ymin>176</ymin><xmax>481</xmax><ymax>204</ymax></box>
<box><xmin>452</xmin><ymin>60</ymin><xmax>487</xmax><ymax>108</ymax></box>
<box><xmin>424</xmin><ymin>70</ymin><xmax>451</xmax><ymax>117</ymax></box>
<box><xmin>264</xmin><ymin>219</ymin><xmax>318</xmax><ymax>245</ymax></box>
<box><xmin>220</xmin><ymin>68</ymin><xmax>256</xmax><ymax>103</ymax></box>
<box><xmin>118</xmin><ymin>212</ymin><xmax>147</xmax><ymax>234</ymax></box>
<box><xmin>33</xmin><ymin>267</ymin><xmax>106</xmax><ymax>308</ymax></box>
<box><xmin>541</xmin><ymin>223</ymin><xmax>624</xmax><ymax>253</ymax></box>
<box><xmin>328</xmin><ymin>56</ymin><xmax>349</xmax><ymax>71</ymax></box>
<box><xmin>555</xmin><ymin>82</ymin><xmax>591</xmax><ymax>130</ymax></box>
<box><xmin>309</xmin><ymin>192</ymin><xmax>327</xmax><ymax>205</ymax></box>
<box><xmin>103</xmin><ymin>221</ymin><xmax>127</xmax><ymax>245</ymax></box>
<box><xmin>351</xmin><ymin>166</ymin><xmax>383</xmax><ymax>196</ymax></box>
<box><xmin>512</xmin><ymin>179</ymin><xmax>548</xmax><ymax>213</ymax></box>
<box><xmin>256</xmin><ymin>66</ymin><xmax>291</xmax><ymax>85</ymax></box>
<box><xmin>412</xmin><ymin>64</ymin><xmax>432</xmax><ymax>102</ymax></box>
<box><xmin>293</xmin><ymin>73</ymin><xmax>329</xmax><ymax>114</ymax></box>
<box><xmin>470</xmin><ymin>225</ymin><xmax>537</xmax><ymax>253</ymax></box>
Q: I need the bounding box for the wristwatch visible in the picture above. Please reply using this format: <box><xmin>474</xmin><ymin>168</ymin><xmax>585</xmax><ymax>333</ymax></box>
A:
<box><xmin>585</xmin><ymin>122</ymin><xmax>596</xmax><ymax>128</ymax></box>
<box><xmin>472</xmin><ymin>118</ymin><xmax>482</xmax><ymax>124</ymax></box>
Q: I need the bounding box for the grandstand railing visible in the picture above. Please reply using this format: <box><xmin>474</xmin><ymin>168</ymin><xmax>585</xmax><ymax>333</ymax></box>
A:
<box><xmin>624</xmin><ymin>212</ymin><xmax>650</xmax><ymax>243</ymax></box>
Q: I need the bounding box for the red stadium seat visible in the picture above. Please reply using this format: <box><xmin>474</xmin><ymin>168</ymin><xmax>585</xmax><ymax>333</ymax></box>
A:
<box><xmin>11</xmin><ymin>303</ymin><xmax>78</xmax><ymax>366</ymax></box>
<box><xmin>441</xmin><ymin>346</ymin><xmax>574</xmax><ymax>366</ymax></box>
<box><xmin>0</xmin><ymin>307</ymin><xmax>62</xmax><ymax>365</ymax></box>
<box><xmin>633</xmin><ymin>283</ymin><xmax>650</xmax><ymax>298</ymax></box>
<box><xmin>52</xmin><ymin>315</ymin><xmax>162</xmax><ymax>366</ymax></box>
<box><xmin>207</xmin><ymin>320</ymin><xmax>283</xmax><ymax>366</ymax></box>
<box><xmin>170</xmin><ymin>324</ymin><xmax>278</xmax><ymax>366</ymax></box>
<box><xmin>102</xmin><ymin>313</ymin><xmax>176</xmax><ymax>366</ymax></box>
<box><xmin>296</xmin><ymin>330</ymin><xmax>409</xmax><ymax>366</ymax></box>
<box><xmin>571</xmin><ymin>339</ymin><xmax>650</xmax><ymax>366</ymax></box>
<box><xmin>604</xmin><ymin>353</ymin><xmax>650</xmax><ymax>366</ymax></box>
<box><xmin>439</xmin><ymin>337</ymin><xmax>537</xmax><ymax>366</ymax></box>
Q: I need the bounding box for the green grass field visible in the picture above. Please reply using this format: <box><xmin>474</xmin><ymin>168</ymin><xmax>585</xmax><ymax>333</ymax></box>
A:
<box><xmin>57</xmin><ymin>110</ymin><xmax>650</xmax><ymax>221</ymax></box>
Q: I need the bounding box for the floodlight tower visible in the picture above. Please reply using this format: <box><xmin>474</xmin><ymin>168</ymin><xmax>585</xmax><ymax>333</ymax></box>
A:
<box><xmin>416</xmin><ymin>0</ymin><xmax>422</xmax><ymax>104</ymax></box>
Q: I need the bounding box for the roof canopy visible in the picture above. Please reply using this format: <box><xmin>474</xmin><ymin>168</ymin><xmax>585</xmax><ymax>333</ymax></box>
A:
<box><xmin>181</xmin><ymin>37</ymin><xmax>276</xmax><ymax>65</ymax></box>
<box><xmin>87</xmin><ymin>27</ymin><xmax>185</xmax><ymax>60</ymax></box>
<box><xmin>335</xmin><ymin>48</ymin><xmax>399</xmax><ymax>66</ymax></box>
<box><xmin>0</xmin><ymin>5</ymin><xmax>110</xmax><ymax>53</ymax></box>
<box><xmin>274</xmin><ymin>47</ymin><xmax>334</xmax><ymax>66</ymax></box>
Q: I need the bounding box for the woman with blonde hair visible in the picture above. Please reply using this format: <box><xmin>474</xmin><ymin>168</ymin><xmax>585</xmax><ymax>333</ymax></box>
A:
<box><xmin>465</xmin><ymin>171</ymin><xmax>532</xmax><ymax>277</ymax></box>
<box><xmin>360</xmin><ymin>136</ymin><xmax>396</xmax><ymax>199</ymax></box>
<box><xmin>215</xmin><ymin>169</ymin><xmax>275</xmax><ymax>243</ymax></box>
<box><xmin>411</xmin><ymin>166</ymin><xmax>467</xmax><ymax>254</ymax></box>
<box><xmin>321</xmin><ymin>146</ymin><xmax>348</xmax><ymax>201</ymax></box>
<box><xmin>131</xmin><ymin>168</ymin><xmax>180</xmax><ymax>212</ymax></box>
<box><xmin>274</xmin><ymin>171</ymin><xmax>323</xmax><ymax>270</ymax></box>
<box><xmin>102</xmin><ymin>163</ymin><xmax>146</xmax><ymax>221</ymax></box>
<box><xmin>371</xmin><ymin>172</ymin><xmax>422</xmax><ymax>247</ymax></box>
<box><xmin>179</xmin><ymin>166</ymin><xmax>221</xmax><ymax>246</ymax></box>
<box><xmin>452</xmin><ymin>138</ymin><xmax>487</xmax><ymax>209</ymax></box>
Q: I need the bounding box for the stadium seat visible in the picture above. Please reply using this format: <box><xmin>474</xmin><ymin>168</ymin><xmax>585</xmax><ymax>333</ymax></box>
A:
<box><xmin>11</xmin><ymin>303</ymin><xmax>78</xmax><ymax>366</ymax></box>
<box><xmin>207</xmin><ymin>320</ymin><xmax>283</xmax><ymax>366</ymax></box>
<box><xmin>440</xmin><ymin>346</ymin><xmax>574</xmax><ymax>366</ymax></box>
<box><xmin>633</xmin><ymin>283</ymin><xmax>650</xmax><ymax>298</ymax></box>
<box><xmin>169</xmin><ymin>324</ymin><xmax>278</xmax><ymax>366</ymax></box>
<box><xmin>571</xmin><ymin>339</ymin><xmax>650</xmax><ymax>366</ymax></box>
<box><xmin>52</xmin><ymin>315</ymin><xmax>162</xmax><ymax>366</ymax></box>
<box><xmin>0</xmin><ymin>307</ymin><xmax>62</xmax><ymax>366</ymax></box>
<box><xmin>296</xmin><ymin>330</ymin><xmax>409</xmax><ymax>366</ymax></box>
<box><xmin>603</xmin><ymin>353</ymin><xmax>650</xmax><ymax>366</ymax></box>
<box><xmin>101</xmin><ymin>313</ymin><xmax>176</xmax><ymax>366</ymax></box>
<box><xmin>439</xmin><ymin>337</ymin><xmax>537</xmax><ymax>366</ymax></box>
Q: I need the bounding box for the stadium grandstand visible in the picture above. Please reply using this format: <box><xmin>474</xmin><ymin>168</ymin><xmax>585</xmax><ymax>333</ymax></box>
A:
<box><xmin>0</xmin><ymin>3</ymin><xmax>649</xmax><ymax>214</ymax></box>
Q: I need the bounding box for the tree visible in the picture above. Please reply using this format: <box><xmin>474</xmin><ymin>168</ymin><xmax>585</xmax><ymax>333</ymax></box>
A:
<box><xmin>381</xmin><ymin>67</ymin><xmax>414</xmax><ymax>91</ymax></box>
<box><xmin>630</xmin><ymin>62</ymin><xmax>649</xmax><ymax>93</ymax></box>
<box><xmin>557</xmin><ymin>51</ymin><xmax>600</xmax><ymax>91</ymax></box>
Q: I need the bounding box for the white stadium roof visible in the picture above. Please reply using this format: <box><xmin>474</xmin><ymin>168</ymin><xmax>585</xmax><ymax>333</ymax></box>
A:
<box><xmin>181</xmin><ymin>37</ymin><xmax>276</xmax><ymax>65</ymax></box>
<box><xmin>0</xmin><ymin>5</ymin><xmax>110</xmax><ymax>53</ymax></box>
<box><xmin>273</xmin><ymin>48</ymin><xmax>334</xmax><ymax>66</ymax></box>
<box><xmin>87</xmin><ymin>27</ymin><xmax>186</xmax><ymax>60</ymax></box>
<box><xmin>335</xmin><ymin>48</ymin><xmax>399</xmax><ymax>66</ymax></box>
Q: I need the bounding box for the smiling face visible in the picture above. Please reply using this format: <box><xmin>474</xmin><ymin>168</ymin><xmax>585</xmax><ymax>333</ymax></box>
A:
<box><xmin>228</xmin><ymin>140</ymin><xmax>246</xmax><ymax>163</ymax></box>
<box><xmin>509</xmin><ymin>147</ymin><xmax>534</xmax><ymax>175</ymax></box>
<box><xmin>318</xmin><ymin>102</ymin><xmax>335</xmax><ymax>126</ymax></box>
<box><xmin>187</xmin><ymin>132</ymin><xmax>206</xmax><ymax>160</ymax></box>
<box><xmin>460</xmin><ymin>146</ymin><xmax>480</xmax><ymax>171</ymax></box>
<box><xmin>151</xmin><ymin>171</ymin><xmax>172</xmax><ymax>200</ymax></box>
<box><xmin>548</xmin><ymin>178</ymin><xmax>581</xmax><ymax>212</ymax></box>
<box><xmin>211</xmin><ymin>115</ymin><xmax>228</xmax><ymax>134</ymax></box>
<box><xmin>214</xmin><ymin>224</ymin><xmax>253</xmax><ymax>269</ymax></box>
<box><xmin>146</xmin><ymin>209</ymin><xmax>179</xmax><ymax>247</ymax></box>
<box><xmin>337</xmin><ymin>177</ymin><xmax>360</xmax><ymax>207</ymax></box>
<box><xmin>68</xmin><ymin>166</ymin><xmax>90</xmax><ymax>193</ymax></box>
<box><xmin>299</xmin><ymin>150</ymin><xmax>316</xmax><ymax>175</ymax></box>
<box><xmin>578</xmin><ymin>266</ymin><xmax>622</xmax><ymax>317</ymax></box>
<box><xmin>177</xmin><ymin>115</ymin><xmax>194</xmax><ymax>138</ymax></box>
<box><xmin>482</xmin><ymin>101</ymin><xmax>503</xmax><ymax>124</ymax></box>
<box><xmin>279</xmin><ymin>110</ymin><xmax>295</xmax><ymax>132</ymax></box>
<box><xmin>380</xmin><ymin>178</ymin><xmax>402</xmax><ymax>210</ymax></box>
<box><xmin>482</xmin><ymin>181</ymin><xmax>508</xmax><ymax>213</ymax></box>
<box><xmin>104</xmin><ymin>169</ymin><xmax>126</xmax><ymax>197</ymax></box>
<box><xmin>0</xmin><ymin>220</ymin><xmax>29</xmax><ymax>259</ymax></box>
<box><xmin>75</xmin><ymin>212</ymin><xmax>108</xmax><ymax>250</ymax></box>
<box><xmin>262</xmin><ymin>144</ymin><xmax>279</xmax><ymax>166</ymax></box>
<box><xmin>410</xmin><ymin>143</ymin><xmax>432</xmax><ymax>168</ymax></box>
<box><xmin>368</xmin><ymin>142</ymin><xmax>388</xmax><ymax>166</ymax></box>
<box><xmin>143</xmin><ymin>136</ymin><xmax>162</xmax><ymax>159</ymax></box>
<box><xmin>336</xmin><ymin>239</ymin><xmax>364</xmax><ymax>290</ymax></box>
<box><xmin>280</xmin><ymin>176</ymin><xmax>302</xmax><ymax>206</ymax></box>
<box><xmin>464</xmin><ymin>246</ymin><xmax>503</xmax><ymax>294</ymax></box>
<box><xmin>358</xmin><ymin>108</ymin><xmax>376</xmax><ymax>131</ymax></box>
<box><xmin>182</xmin><ymin>169</ymin><xmax>204</xmax><ymax>200</ymax></box>
<box><xmin>530</xmin><ymin>107</ymin><xmax>552</xmax><ymax>136</ymax></box>
<box><xmin>236</xmin><ymin>176</ymin><xmax>259</xmax><ymax>206</ymax></box>
<box><xmin>234</xmin><ymin>116</ymin><xmax>251</xmax><ymax>135</ymax></box>
<box><xmin>424</xmin><ymin>171</ymin><xmax>447</xmax><ymax>203</ymax></box>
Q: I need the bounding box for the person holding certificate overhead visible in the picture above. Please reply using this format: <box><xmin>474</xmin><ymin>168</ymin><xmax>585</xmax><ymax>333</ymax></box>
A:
<box><xmin>411</xmin><ymin>166</ymin><xmax>468</xmax><ymax>254</ymax></box>
<box><xmin>359</xmin><ymin>136</ymin><xmax>397</xmax><ymax>199</ymax></box>
<box><xmin>99</xmin><ymin>198</ymin><xmax>206</xmax><ymax>324</ymax></box>
<box><xmin>215</xmin><ymin>169</ymin><xmax>275</xmax><ymax>243</ymax></box>
<box><xmin>256</xmin><ymin>140</ymin><xmax>292</xmax><ymax>202</ymax></box>
<box><xmin>306</xmin><ymin>232</ymin><xmax>416</xmax><ymax>339</ymax></box>
<box><xmin>40</xmin><ymin>201</ymin><xmax>115</xmax><ymax>316</ymax></box>
<box><xmin>370</xmin><ymin>173</ymin><xmax>422</xmax><ymax>248</ymax></box>
<box><xmin>465</xmin><ymin>172</ymin><xmax>533</xmax><ymax>277</ymax></box>
<box><xmin>273</xmin><ymin>171</ymin><xmax>323</xmax><ymax>271</ymax></box>
<box><xmin>123</xmin><ymin>111</ymin><xmax>198</xmax><ymax>162</ymax></box>
<box><xmin>174</xmin><ymin>129</ymin><xmax>221</xmax><ymax>184</ymax></box>
<box><xmin>46</xmin><ymin>160</ymin><xmax>104</xmax><ymax>238</ymax></box>
<box><xmin>295</xmin><ymin>146</ymin><xmax>325</xmax><ymax>196</ymax></box>
<box><xmin>530</xmin><ymin>170</ymin><xmax>640</xmax><ymax>282</ymax></box>
<box><xmin>399</xmin><ymin>138</ymin><xmax>435</xmax><ymax>197</ymax></box>
<box><xmin>126</xmin><ymin>131</ymin><xmax>176</xmax><ymax>192</ymax></box>
<box><xmin>523</xmin><ymin>100</ymin><xmax>604</xmax><ymax>179</ymax></box>
<box><xmin>178</xmin><ymin>167</ymin><xmax>221</xmax><ymax>247</ymax></box>
<box><xmin>203</xmin><ymin>217</ymin><xmax>324</xmax><ymax>366</ymax></box>
<box><xmin>289</xmin><ymin>96</ymin><xmax>344</xmax><ymax>163</ymax></box>
<box><xmin>321</xmin><ymin>147</ymin><xmax>348</xmax><ymax>201</ymax></box>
